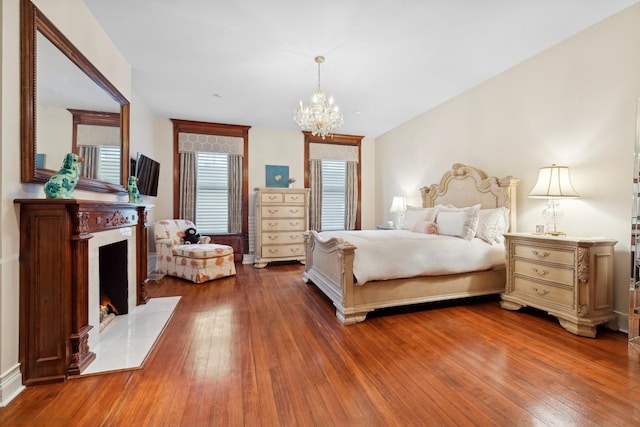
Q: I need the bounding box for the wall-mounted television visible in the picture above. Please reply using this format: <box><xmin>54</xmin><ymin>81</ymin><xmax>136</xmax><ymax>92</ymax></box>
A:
<box><xmin>131</xmin><ymin>153</ymin><xmax>160</xmax><ymax>196</ymax></box>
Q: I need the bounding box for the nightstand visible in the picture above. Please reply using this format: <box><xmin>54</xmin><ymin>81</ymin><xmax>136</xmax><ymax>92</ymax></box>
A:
<box><xmin>500</xmin><ymin>233</ymin><xmax>617</xmax><ymax>337</ymax></box>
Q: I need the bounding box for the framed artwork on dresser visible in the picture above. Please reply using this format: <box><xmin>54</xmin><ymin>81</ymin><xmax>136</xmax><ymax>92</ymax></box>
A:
<box><xmin>265</xmin><ymin>165</ymin><xmax>289</xmax><ymax>188</ymax></box>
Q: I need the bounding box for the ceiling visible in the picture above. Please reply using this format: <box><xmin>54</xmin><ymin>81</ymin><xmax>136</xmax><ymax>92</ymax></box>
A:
<box><xmin>84</xmin><ymin>0</ymin><xmax>639</xmax><ymax>138</ymax></box>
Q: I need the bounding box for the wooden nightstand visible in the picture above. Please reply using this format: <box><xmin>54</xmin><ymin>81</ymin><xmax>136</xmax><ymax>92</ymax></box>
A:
<box><xmin>501</xmin><ymin>233</ymin><xmax>617</xmax><ymax>337</ymax></box>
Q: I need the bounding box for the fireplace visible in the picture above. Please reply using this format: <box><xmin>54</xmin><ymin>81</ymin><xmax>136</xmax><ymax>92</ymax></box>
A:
<box><xmin>88</xmin><ymin>227</ymin><xmax>138</xmax><ymax>350</ymax></box>
<box><xmin>15</xmin><ymin>199</ymin><xmax>151</xmax><ymax>386</ymax></box>
<box><xmin>99</xmin><ymin>240</ymin><xmax>129</xmax><ymax>314</ymax></box>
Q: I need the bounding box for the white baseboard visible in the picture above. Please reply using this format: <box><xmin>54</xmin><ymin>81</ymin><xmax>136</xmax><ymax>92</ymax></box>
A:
<box><xmin>0</xmin><ymin>364</ymin><xmax>25</xmax><ymax>407</ymax></box>
<box><xmin>242</xmin><ymin>253</ymin><xmax>255</xmax><ymax>265</ymax></box>
<box><xmin>614</xmin><ymin>310</ymin><xmax>629</xmax><ymax>334</ymax></box>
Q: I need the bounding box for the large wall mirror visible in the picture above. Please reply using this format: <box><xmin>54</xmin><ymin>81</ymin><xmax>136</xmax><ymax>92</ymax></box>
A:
<box><xmin>20</xmin><ymin>0</ymin><xmax>129</xmax><ymax>194</ymax></box>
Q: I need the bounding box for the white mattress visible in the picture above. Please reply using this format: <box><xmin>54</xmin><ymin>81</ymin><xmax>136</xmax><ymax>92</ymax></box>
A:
<box><xmin>318</xmin><ymin>230</ymin><xmax>505</xmax><ymax>285</ymax></box>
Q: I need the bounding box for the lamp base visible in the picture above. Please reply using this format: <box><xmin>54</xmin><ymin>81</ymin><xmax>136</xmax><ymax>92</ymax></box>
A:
<box><xmin>545</xmin><ymin>231</ymin><xmax>566</xmax><ymax>236</ymax></box>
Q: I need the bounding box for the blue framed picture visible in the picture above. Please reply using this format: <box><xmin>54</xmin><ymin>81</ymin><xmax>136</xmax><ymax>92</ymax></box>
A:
<box><xmin>36</xmin><ymin>153</ymin><xmax>45</xmax><ymax>168</ymax></box>
<box><xmin>266</xmin><ymin>165</ymin><xmax>289</xmax><ymax>188</ymax></box>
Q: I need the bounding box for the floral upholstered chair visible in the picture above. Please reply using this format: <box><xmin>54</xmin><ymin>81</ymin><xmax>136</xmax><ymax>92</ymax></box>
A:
<box><xmin>153</xmin><ymin>219</ymin><xmax>236</xmax><ymax>284</ymax></box>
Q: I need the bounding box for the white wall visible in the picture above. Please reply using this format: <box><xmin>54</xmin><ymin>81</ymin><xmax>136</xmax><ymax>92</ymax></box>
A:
<box><xmin>375</xmin><ymin>3</ymin><xmax>640</xmax><ymax>328</ymax></box>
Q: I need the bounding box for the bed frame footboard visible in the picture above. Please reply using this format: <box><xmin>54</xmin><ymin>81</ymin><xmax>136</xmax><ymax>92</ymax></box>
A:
<box><xmin>303</xmin><ymin>230</ymin><xmax>506</xmax><ymax>325</ymax></box>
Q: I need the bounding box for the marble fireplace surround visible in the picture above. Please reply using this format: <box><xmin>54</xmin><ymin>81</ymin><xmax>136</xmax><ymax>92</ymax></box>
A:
<box><xmin>15</xmin><ymin>199</ymin><xmax>151</xmax><ymax>386</ymax></box>
<box><xmin>88</xmin><ymin>227</ymin><xmax>137</xmax><ymax>351</ymax></box>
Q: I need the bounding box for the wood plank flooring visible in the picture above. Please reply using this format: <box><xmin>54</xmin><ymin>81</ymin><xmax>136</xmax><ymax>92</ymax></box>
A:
<box><xmin>2</xmin><ymin>262</ymin><xmax>640</xmax><ymax>426</ymax></box>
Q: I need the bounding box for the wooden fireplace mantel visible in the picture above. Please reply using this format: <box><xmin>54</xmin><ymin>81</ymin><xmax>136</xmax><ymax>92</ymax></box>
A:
<box><xmin>14</xmin><ymin>199</ymin><xmax>152</xmax><ymax>386</ymax></box>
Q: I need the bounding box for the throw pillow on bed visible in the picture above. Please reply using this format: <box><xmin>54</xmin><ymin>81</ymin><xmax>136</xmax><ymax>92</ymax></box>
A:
<box><xmin>401</xmin><ymin>206</ymin><xmax>438</xmax><ymax>230</ymax></box>
<box><xmin>476</xmin><ymin>207</ymin><xmax>510</xmax><ymax>244</ymax></box>
<box><xmin>411</xmin><ymin>220</ymin><xmax>439</xmax><ymax>234</ymax></box>
<box><xmin>435</xmin><ymin>204</ymin><xmax>481</xmax><ymax>240</ymax></box>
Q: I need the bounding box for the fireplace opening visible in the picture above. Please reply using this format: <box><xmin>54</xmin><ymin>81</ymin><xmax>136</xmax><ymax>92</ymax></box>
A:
<box><xmin>99</xmin><ymin>240</ymin><xmax>128</xmax><ymax>330</ymax></box>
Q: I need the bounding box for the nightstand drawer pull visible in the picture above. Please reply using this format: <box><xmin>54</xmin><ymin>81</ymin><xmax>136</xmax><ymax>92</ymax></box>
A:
<box><xmin>531</xmin><ymin>250</ymin><xmax>551</xmax><ymax>258</ymax></box>
<box><xmin>531</xmin><ymin>287</ymin><xmax>550</xmax><ymax>296</ymax></box>
<box><xmin>531</xmin><ymin>267</ymin><xmax>549</xmax><ymax>277</ymax></box>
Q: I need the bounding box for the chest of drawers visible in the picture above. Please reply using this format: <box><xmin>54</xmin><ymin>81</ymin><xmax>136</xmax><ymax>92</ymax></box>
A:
<box><xmin>254</xmin><ymin>187</ymin><xmax>310</xmax><ymax>268</ymax></box>
<box><xmin>501</xmin><ymin>233</ymin><xmax>617</xmax><ymax>337</ymax></box>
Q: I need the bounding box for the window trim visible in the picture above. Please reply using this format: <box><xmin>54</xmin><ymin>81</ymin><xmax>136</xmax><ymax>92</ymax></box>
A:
<box><xmin>171</xmin><ymin>119</ymin><xmax>251</xmax><ymax>238</ymax></box>
<box><xmin>303</xmin><ymin>131</ymin><xmax>363</xmax><ymax>230</ymax></box>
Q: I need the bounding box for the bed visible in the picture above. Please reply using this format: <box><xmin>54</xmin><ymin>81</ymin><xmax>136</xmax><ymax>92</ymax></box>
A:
<box><xmin>302</xmin><ymin>163</ymin><xmax>519</xmax><ymax>324</ymax></box>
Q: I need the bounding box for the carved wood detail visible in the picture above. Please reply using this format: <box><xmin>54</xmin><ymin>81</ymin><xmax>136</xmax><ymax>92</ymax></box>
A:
<box><xmin>14</xmin><ymin>199</ymin><xmax>151</xmax><ymax>386</ymax></box>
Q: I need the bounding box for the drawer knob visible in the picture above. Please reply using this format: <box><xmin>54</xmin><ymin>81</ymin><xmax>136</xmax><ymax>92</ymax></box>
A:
<box><xmin>289</xmin><ymin>222</ymin><xmax>299</xmax><ymax>226</ymax></box>
<box><xmin>267</xmin><ymin>236</ymin><xmax>279</xmax><ymax>241</ymax></box>
<box><xmin>531</xmin><ymin>287</ymin><xmax>550</xmax><ymax>296</ymax></box>
<box><xmin>531</xmin><ymin>250</ymin><xmax>550</xmax><ymax>258</ymax></box>
<box><xmin>268</xmin><ymin>209</ymin><xmax>278</xmax><ymax>214</ymax></box>
<box><xmin>268</xmin><ymin>222</ymin><xmax>277</xmax><ymax>227</ymax></box>
<box><xmin>531</xmin><ymin>267</ymin><xmax>549</xmax><ymax>277</ymax></box>
<box><xmin>268</xmin><ymin>196</ymin><xmax>278</xmax><ymax>200</ymax></box>
<box><xmin>289</xmin><ymin>209</ymin><xmax>299</xmax><ymax>214</ymax></box>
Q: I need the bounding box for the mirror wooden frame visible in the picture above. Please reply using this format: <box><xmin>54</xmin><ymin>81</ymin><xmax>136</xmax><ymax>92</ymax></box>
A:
<box><xmin>20</xmin><ymin>0</ymin><xmax>129</xmax><ymax>194</ymax></box>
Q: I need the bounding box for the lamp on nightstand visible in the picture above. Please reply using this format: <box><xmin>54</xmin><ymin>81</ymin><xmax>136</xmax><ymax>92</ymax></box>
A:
<box><xmin>389</xmin><ymin>196</ymin><xmax>406</xmax><ymax>229</ymax></box>
<box><xmin>528</xmin><ymin>164</ymin><xmax>579</xmax><ymax>236</ymax></box>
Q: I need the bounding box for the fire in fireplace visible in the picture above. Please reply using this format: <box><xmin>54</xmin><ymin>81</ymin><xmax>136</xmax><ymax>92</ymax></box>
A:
<box><xmin>99</xmin><ymin>240</ymin><xmax>129</xmax><ymax>330</ymax></box>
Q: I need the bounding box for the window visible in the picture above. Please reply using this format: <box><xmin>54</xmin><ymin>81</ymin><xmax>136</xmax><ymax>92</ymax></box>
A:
<box><xmin>196</xmin><ymin>152</ymin><xmax>229</xmax><ymax>233</ymax></box>
<box><xmin>98</xmin><ymin>145</ymin><xmax>121</xmax><ymax>184</ymax></box>
<box><xmin>321</xmin><ymin>160</ymin><xmax>346</xmax><ymax>230</ymax></box>
<box><xmin>171</xmin><ymin>119</ymin><xmax>250</xmax><ymax>254</ymax></box>
<box><xmin>304</xmin><ymin>131</ymin><xmax>363</xmax><ymax>231</ymax></box>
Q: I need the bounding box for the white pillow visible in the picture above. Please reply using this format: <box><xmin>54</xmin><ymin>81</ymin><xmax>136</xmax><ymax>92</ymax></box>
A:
<box><xmin>401</xmin><ymin>206</ymin><xmax>438</xmax><ymax>230</ymax></box>
<box><xmin>435</xmin><ymin>204</ymin><xmax>481</xmax><ymax>240</ymax></box>
<box><xmin>476</xmin><ymin>207</ymin><xmax>510</xmax><ymax>244</ymax></box>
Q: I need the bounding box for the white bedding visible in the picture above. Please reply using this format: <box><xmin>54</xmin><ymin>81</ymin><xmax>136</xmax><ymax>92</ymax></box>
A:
<box><xmin>318</xmin><ymin>230</ymin><xmax>505</xmax><ymax>285</ymax></box>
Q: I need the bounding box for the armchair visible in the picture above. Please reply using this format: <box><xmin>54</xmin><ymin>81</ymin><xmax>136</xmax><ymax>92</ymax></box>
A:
<box><xmin>153</xmin><ymin>219</ymin><xmax>236</xmax><ymax>283</ymax></box>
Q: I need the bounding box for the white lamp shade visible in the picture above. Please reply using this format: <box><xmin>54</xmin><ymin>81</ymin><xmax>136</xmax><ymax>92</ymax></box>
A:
<box><xmin>528</xmin><ymin>164</ymin><xmax>579</xmax><ymax>199</ymax></box>
<box><xmin>389</xmin><ymin>196</ymin><xmax>407</xmax><ymax>213</ymax></box>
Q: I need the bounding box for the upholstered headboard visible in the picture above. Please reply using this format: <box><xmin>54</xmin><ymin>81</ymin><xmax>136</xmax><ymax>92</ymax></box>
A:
<box><xmin>420</xmin><ymin>163</ymin><xmax>519</xmax><ymax>231</ymax></box>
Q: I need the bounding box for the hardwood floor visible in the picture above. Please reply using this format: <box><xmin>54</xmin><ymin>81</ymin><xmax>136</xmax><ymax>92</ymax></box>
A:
<box><xmin>2</xmin><ymin>263</ymin><xmax>640</xmax><ymax>426</ymax></box>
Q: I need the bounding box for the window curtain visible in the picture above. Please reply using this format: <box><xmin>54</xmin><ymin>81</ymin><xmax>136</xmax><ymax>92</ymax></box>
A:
<box><xmin>228</xmin><ymin>154</ymin><xmax>242</xmax><ymax>233</ymax></box>
<box><xmin>179</xmin><ymin>152</ymin><xmax>197</xmax><ymax>222</ymax></box>
<box><xmin>345</xmin><ymin>161</ymin><xmax>358</xmax><ymax>230</ymax></box>
<box><xmin>78</xmin><ymin>145</ymin><xmax>98</xmax><ymax>179</ymax></box>
<box><xmin>309</xmin><ymin>159</ymin><xmax>322</xmax><ymax>231</ymax></box>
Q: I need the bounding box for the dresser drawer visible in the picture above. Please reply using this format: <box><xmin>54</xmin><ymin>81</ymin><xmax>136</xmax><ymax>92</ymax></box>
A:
<box><xmin>514</xmin><ymin>259</ymin><xmax>574</xmax><ymax>286</ymax></box>
<box><xmin>513</xmin><ymin>243</ymin><xmax>574</xmax><ymax>266</ymax></box>
<box><xmin>261</xmin><ymin>219</ymin><xmax>306</xmax><ymax>231</ymax></box>
<box><xmin>261</xmin><ymin>192</ymin><xmax>284</xmax><ymax>203</ymax></box>
<box><xmin>261</xmin><ymin>206</ymin><xmax>305</xmax><ymax>218</ymax></box>
<box><xmin>262</xmin><ymin>231</ymin><xmax>305</xmax><ymax>244</ymax></box>
<box><xmin>513</xmin><ymin>276</ymin><xmax>574</xmax><ymax>309</ymax></box>
<box><xmin>261</xmin><ymin>243</ymin><xmax>305</xmax><ymax>259</ymax></box>
<box><xmin>284</xmin><ymin>193</ymin><xmax>306</xmax><ymax>204</ymax></box>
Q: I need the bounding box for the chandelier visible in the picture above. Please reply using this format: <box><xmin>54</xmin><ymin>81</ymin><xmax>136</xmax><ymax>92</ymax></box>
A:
<box><xmin>293</xmin><ymin>55</ymin><xmax>344</xmax><ymax>139</ymax></box>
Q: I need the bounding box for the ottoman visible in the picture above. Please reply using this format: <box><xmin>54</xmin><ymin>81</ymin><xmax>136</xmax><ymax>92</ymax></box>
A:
<box><xmin>170</xmin><ymin>243</ymin><xmax>236</xmax><ymax>284</ymax></box>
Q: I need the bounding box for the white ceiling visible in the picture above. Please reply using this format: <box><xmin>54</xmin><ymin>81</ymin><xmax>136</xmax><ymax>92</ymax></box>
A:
<box><xmin>84</xmin><ymin>0</ymin><xmax>639</xmax><ymax>138</ymax></box>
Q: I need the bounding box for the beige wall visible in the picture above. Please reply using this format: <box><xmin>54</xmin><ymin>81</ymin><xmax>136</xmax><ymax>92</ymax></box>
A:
<box><xmin>375</xmin><ymin>3</ymin><xmax>640</xmax><ymax>328</ymax></box>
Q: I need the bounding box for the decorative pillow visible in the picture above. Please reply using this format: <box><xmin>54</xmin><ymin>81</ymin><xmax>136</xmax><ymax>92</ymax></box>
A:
<box><xmin>411</xmin><ymin>220</ymin><xmax>439</xmax><ymax>235</ymax></box>
<box><xmin>435</xmin><ymin>204</ymin><xmax>481</xmax><ymax>240</ymax></box>
<box><xmin>476</xmin><ymin>207</ymin><xmax>510</xmax><ymax>244</ymax></box>
<box><xmin>401</xmin><ymin>206</ymin><xmax>438</xmax><ymax>230</ymax></box>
